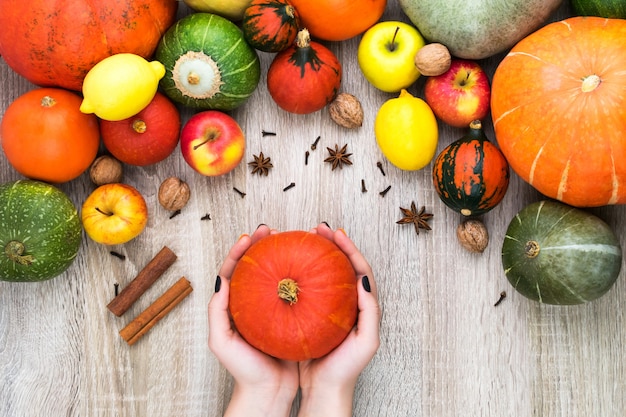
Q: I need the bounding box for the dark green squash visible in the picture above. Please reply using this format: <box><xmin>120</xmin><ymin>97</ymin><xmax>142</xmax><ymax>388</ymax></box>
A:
<box><xmin>155</xmin><ymin>13</ymin><xmax>261</xmax><ymax>111</ymax></box>
<box><xmin>1</xmin><ymin>180</ymin><xmax>82</xmax><ymax>282</ymax></box>
<box><xmin>242</xmin><ymin>0</ymin><xmax>301</xmax><ymax>53</ymax></box>
<box><xmin>432</xmin><ymin>120</ymin><xmax>510</xmax><ymax>216</ymax></box>
<box><xmin>570</xmin><ymin>0</ymin><xmax>626</xmax><ymax>18</ymax></box>
<box><xmin>502</xmin><ymin>200</ymin><xmax>622</xmax><ymax>305</ymax></box>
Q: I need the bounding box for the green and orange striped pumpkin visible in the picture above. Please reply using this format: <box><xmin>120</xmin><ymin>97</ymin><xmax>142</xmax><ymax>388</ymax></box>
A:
<box><xmin>242</xmin><ymin>0</ymin><xmax>301</xmax><ymax>53</ymax></box>
<box><xmin>432</xmin><ymin>120</ymin><xmax>510</xmax><ymax>216</ymax></box>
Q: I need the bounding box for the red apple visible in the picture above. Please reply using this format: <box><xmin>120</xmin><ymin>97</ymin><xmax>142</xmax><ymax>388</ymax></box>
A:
<box><xmin>81</xmin><ymin>183</ymin><xmax>148</xmax><ymax>245</ymax></box>
<box><xmin>100</xmin><ymin>92</ymin><xmax>181</xmax><ymax>166</ymax></box>
<box><xmin>424</xmin><ymin>59</ymin><xmax>491</xmax><ymax>128</ymax></box>
<box><xmin>180</xmin><ymin>110</ymin><xmax>245</xmax><ymax>176</ymax></box>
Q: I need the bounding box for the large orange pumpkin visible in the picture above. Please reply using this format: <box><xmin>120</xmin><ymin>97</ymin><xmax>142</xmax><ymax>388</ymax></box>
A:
<box><xmin>491</xmin><ymin>16</ymin><xmax>626</xmax><ymax>207</ymax></box>
<box><xmin>229</xmin><ymin>231</ymin><xmax>358</xmax><ymax>361</ymax></box>
<box><xmin>0</xmin><ymin>0</ymin><xmax>177</xmax><ymax>91</ymax></box>
<box><xmin>289</xmin><ymin>0</ymin><xmax>387</xmax><ymax>41</ymax></box>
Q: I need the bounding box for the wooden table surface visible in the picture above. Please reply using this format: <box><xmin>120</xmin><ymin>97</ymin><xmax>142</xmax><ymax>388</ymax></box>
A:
<box><xmin>1</xmin><ymin>1</ymin><xmax>625</xmax><ymax>416</ymax></box>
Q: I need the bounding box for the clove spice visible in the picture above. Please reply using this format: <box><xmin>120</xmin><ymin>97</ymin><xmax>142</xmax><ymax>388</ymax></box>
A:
<box><xmin>311</xmin><ymin>136</ymin><xmax>321</xmax><ymax>150</ymax></box>
<box><xmin>305</xmin><ymin>150</ymin><xmax>310</xmax><ymax>165</ymax></box>
<box><xmin>283</xmin><ymin>182</ymin><xmax>296</xmax><ymax>192</ymax></box>
<box><xmin>377</xmin><ymin>161</ymin><xmax>386</xmax><ymax>176</ymax></box>
<box><xmin>361</xmin><ymin>179</ymin><xmax>367</xmax><ymax>193</ymax></box>
<box><xmin>379</xmin><ymin>185</ymin><xmax>391</xmax><ymax>197</ymax></box>
<box><xmin>494</xmin><ymin>291</ymin><xmax>507</xmax><ymax>307</ymax></box>
<box><xmin>169</xmin><ymin>209</ymin><xmax>181</xmax><ymax>219</ymax></box>
<box><xmin>262</xmin><ymin>130</ymin><xmax>276</xmax><ymax>137</ymax></box>
<box><xmin>233</xmin><ymin>187</ymin><xmax>246</xmax><ymax>198</ymax></box>
<box><xmin>110</xmin><ymin>251</ymin><xmax>126</xmax><ymax>260</ymax></box>
<box><xmin>201</xmin><ymin>213</ymin><xmax>211</xmax><ymax>221</ymax></box>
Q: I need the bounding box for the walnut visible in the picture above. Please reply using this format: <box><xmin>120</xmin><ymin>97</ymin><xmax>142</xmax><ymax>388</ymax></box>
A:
<box><xmin>158</xmin><ymin>177</ymin><xmax>191</xmax><ymax>212</ymax></box>
<box><xmin>456</xmin><ymin>219</ymin><xmax>489</xmax><ymax>253</ymax></box>
<box><xmin>414</xmin><ymin>43</ymin><xmax>452</xmax><ymax>77</ymax></box>
<box><xmin>89</xmin><ymin>155</ymin><xmax>123</xmax><ymax>185</ymax></box>
<box><xmin>328</xmin><ymin>93</ymin><xmax>364</xmax><ymax>129</ymax></box>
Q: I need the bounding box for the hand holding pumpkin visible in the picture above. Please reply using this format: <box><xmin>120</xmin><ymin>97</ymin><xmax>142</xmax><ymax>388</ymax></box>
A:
<box><xmin>208</xmin><ymin>224</ymin><xmax>381</xmax><ymax>417</ymax></box>
<box><xmin>298</xmin><ymin>224</ymin><xmax>381</xmax><ymax>417</ymax></box>
<box><xmin>208</xmin><ymin>225</ymin><xmax>299</xmax><ymax>417</ymax></box>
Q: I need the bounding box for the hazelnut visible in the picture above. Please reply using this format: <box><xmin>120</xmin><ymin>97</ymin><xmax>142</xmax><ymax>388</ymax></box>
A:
<box><xmin>158</xmin><ymin>177</ymin><xmax>191</xmax><ymax>212</ymax></box>
<box><xmin>89</xmin><ymin>155</ymin><xmax>123</xmax><ymax>185</ymax></box>
<box><xmin>456</xmin><ymin>219</ymin><xmax>489</xmax><ymax>253</ymax></box>
<box><xmin>414</xmin><ymin>43</ymin><xmax>452</xmax><ymax>76</ymax></box>
<box><xmin>328</xmin><ymin>93</ymin><xmax>364</xmax><ymax>129</ymax></box>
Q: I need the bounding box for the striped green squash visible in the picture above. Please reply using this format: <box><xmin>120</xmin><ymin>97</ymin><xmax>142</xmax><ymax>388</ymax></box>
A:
<box><xmin>1</xmin><ymin>180</ymin><xmax>82</xmax><ymax>282</ymax></box>
<box><xmin>432</xmin><ymin>120</ymin><xmax>510</xmax><ymax>217</ymax></box>
<box><xmin>571</xmin><ymin>0</ymin><xmax>626</xmax><ymax>18</ymax></box>
<box><xmin>156</xmin><ymin>13</ymin><xmax>261</xmax><ymax>111</ymax></box>
<box><xmin>502</xmin><ymin>200</ymin><xmax>622</xmax><ymax>305</ymax></box>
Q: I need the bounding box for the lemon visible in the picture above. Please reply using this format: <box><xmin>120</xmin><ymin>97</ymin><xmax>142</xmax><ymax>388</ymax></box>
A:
<box><xmin>374</xmin><ymin>89</ymin><xmax>438</xmax><ymax>171</ymax></box>
<box><xmin>80</xmin><ymin>53</ymin><xmax>165</xmax><ymax>121</ymax></box>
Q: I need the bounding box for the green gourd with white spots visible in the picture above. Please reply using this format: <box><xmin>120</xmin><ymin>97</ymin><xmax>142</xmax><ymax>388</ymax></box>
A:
<box><xmin>502</xmin><ymin>200</ymin><xmax>622</xmax><ymax>305</ymax></box>
<box><xmin>1</xmin><ymin>180</ymin><xmax>82</xmax><ymax>282</ymax></box>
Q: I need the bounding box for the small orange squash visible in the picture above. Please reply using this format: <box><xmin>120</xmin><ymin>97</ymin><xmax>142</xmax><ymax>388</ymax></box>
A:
<box><xmin>229</xmin><ymin>231</ymin><xmax>357</xmax><ymax>361</ymax></box>
<box><xmin>491</xmin><ymin>16</ymin><xmax>626</xmax><ymax>207</ymax></box>
<box><xmin>0</xmin><ymin>0</ymin><xmax>177</xmax><ymax>91</ymax></box>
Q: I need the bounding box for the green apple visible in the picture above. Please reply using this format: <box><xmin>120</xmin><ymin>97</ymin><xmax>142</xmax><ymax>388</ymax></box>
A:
<box><xmin>182</xmin><ymin>0</ymin><xmax>252</xmax><ymax>21</ymax></box>
<box><xmin>358</xmin><ymin>21</ymin><xmax>426</xmax><ymax>93</ymax></box>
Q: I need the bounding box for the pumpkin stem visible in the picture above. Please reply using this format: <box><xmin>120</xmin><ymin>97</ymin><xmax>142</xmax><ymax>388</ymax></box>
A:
<box><xmin>581</xmin><ymin>74</ymin><xmax>601</xmax><ymax>93</ymax></box>
<box><xmin>277</xmin><ymin>278</ymin><xmax>299</xmax><ymax>304</ymax></box>
<box><xmin>5</xmin><ymin>240</ymin><xmax>35</xmax><ymax>266</ymax></box>
<box><xmin>40</xmin><ymin>95</ymin><xmax>57</xmax><ymax>108</ymax></box>
<box><xmin>132</xmin><ymin>119</ymin><xmax>147</xmax><ymax>134</ymax></box>
<box><xmin>524</xmin><ymin>240</ymin><xmax>540</xmax><ymax>258</ymax></box>
<box><xmin>296</xmin><ymin>29</ymin><xmax>311</xmax><ymax>49</ymax></box>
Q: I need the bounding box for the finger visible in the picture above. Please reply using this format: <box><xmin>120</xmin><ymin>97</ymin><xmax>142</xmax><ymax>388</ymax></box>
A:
<box><xmin>217</xmin><ymin>234</ymin><xmax>253</xmax><ymax>280</ymax></box>
<box><xmin>332</xmin><ymin>229</ymin><xmax>374</xmax><ymax>283</ymax></box>
<box><xmin>313</xmin><ymin>222</ymin><xmax>334</xmax><ymax>241</ymax></box>
<box><xmin>250</xmin><ymin>224</ymin><xmax>272</xmax><ymax>243</ymax></box>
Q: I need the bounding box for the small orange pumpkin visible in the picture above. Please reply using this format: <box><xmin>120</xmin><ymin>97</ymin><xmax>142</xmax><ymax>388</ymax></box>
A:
<box><xmin>491</xmin><ymin>16</ymin><xmax>626</xmax><ymax>207</ymax></box>
<box><xmin>0</xmin><ymin>0</ymin><xmax>177</xmax><ymax>91</ymax></box>
<box><xmin>289</xmin><ymin>0</ymin><xmax>387</xmax><ymax>41</ymax></box>
<box><xmin>229</xmin><ymin>231</ymin><xmax>357</xmax><ymax>361</ymax></box>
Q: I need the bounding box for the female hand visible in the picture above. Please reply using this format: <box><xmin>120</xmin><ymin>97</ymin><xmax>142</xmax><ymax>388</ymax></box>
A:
<box><xmin>297</xmin><ymin>223</ymin><xmax>382</xmax><ymax>417</ymax></box>
<box><xmin>208</xmin><ymin>225</ymin><xmax>299</xmax><ymax>417</ymax></box>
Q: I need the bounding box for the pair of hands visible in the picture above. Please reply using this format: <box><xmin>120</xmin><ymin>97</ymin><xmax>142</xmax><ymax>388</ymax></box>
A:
<box><xmin>208</xmin><ymin>223</ymin><xmax>381</xmax><ymax>417</ymax></box>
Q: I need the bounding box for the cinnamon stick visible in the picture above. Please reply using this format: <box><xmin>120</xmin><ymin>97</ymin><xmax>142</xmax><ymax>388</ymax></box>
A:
<box><xmin>120</xmin><ymin>276</ymin><xmax>193</xmax><ymax>345</ymax></box>
<box><xmin>107</xmin><ymin>246</ymin><xmax>177</xmax><ymax>316</ymax></box>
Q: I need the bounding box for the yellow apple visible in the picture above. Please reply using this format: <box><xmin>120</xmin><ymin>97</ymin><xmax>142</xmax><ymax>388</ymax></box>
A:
<box><xmin>182</xmin><ymin>0</ymin><xmax>253</xmax><ymax>21</ymax></box>
<box><xmin>357</xmin><ymin>21</ymin><xmax>426</xmax><ymax>93</ymax></box>
<box><xmin>81</xmin><ymin>183</ymin><xmax>148</xmax><ymax>245</ymax></box>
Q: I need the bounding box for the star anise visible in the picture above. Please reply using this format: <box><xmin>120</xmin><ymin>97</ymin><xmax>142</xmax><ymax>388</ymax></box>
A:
<box><xmin>324</xmin><ymin>144</ymin><xmax>353</xmax><ymax>170</ymax></box>
<box><xmin>396</xmin><ymin>202</ymin><xmax>433</xmax><ymax>235</ymax></box>
<box><xmin>248</xmin><ymin>152</ymin><xmax>273</xmax><ymax>176</ymax></box>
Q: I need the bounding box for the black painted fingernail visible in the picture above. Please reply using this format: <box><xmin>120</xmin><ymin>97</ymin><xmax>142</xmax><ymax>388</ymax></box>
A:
<box><xmin>257</xmin><ymin>223</ymin><xmax>266</xmax><ymax>229</ymax></box>
<box><xmin>215</xmin><ymin>276</ymin><xmax>222</xmax><ymax>293</ymax></box>
<box><xmin>322</xmin><ymin>221</ymin><xmax>330</xmax><ymax>228</ymax></box>
<box><xmin>362</xmin><ymin>276</ymin><xmax>371</xmax><ymax>293</ymax></box>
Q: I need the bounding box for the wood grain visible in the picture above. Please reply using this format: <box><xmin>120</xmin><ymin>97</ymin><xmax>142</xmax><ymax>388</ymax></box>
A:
<box><xmin>1</xmin><ymin>1</ymin><xmax>625</xmax><ymax>416</ymax></box>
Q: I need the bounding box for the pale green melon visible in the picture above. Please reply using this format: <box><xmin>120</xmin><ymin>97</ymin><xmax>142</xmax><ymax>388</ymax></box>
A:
<box><xmin>398</xmin><ymin>0</ymin><xmax>562</xmax><ymax>59</ymax></box>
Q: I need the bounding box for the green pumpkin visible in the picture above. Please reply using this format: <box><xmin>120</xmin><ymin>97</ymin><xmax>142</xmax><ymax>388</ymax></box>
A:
<box><xmin>1</xmin><ymin>180</ymin><xmax>82</xmax><ymax>282</ymax></box>
<box><xmin>570</xmin><ymin>0</ymin><xmax>626</xmax><ymax>18</ymax></box>
<box><xmin>156</xmin><ymin>13</ymin><xmax>261</xmax><ymax>110</ymax></box>
<box><xmin>502</xmin><ymin>200</ymin><xmax>622</xmax><ymax>305</ymax></box>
